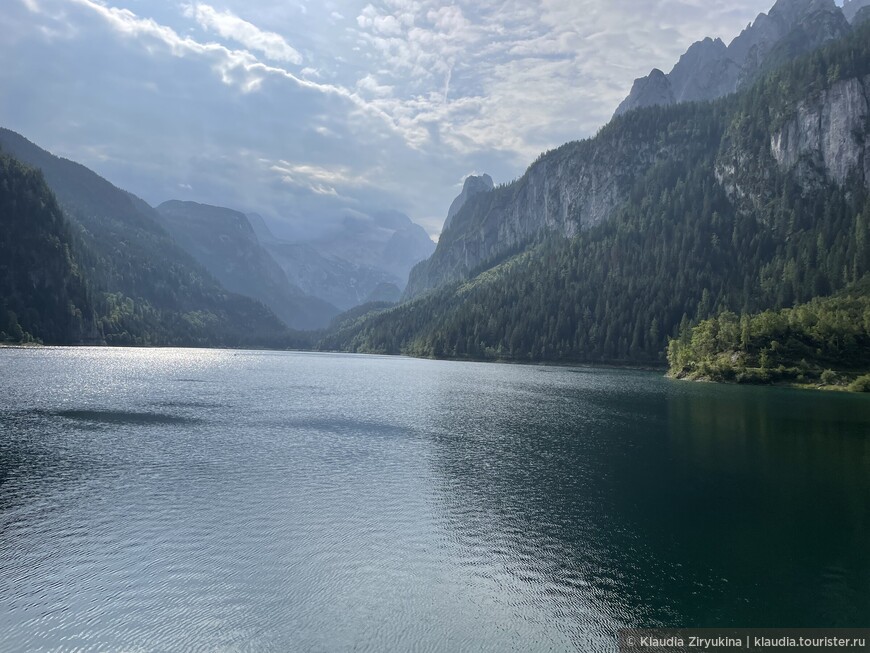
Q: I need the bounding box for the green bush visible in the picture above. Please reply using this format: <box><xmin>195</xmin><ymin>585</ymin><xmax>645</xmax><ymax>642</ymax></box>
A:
<box><xmin>847</xmin><ymin>374</ymin><xmax>870</xmax><ymax>393</ymax></box>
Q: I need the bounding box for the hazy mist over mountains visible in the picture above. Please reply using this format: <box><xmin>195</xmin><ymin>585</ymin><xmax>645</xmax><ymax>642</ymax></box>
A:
<box><xmin>1</xmin><ymin>0</ymin><xmax>797</xmax><ymax>241</ymax></box>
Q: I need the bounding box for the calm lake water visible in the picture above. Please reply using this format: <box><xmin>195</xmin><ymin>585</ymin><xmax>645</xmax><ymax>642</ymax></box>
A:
<box><xmin>0</xmin><ymin>348</ymin><xmax>868</xmax><ymax>652</ymax></box>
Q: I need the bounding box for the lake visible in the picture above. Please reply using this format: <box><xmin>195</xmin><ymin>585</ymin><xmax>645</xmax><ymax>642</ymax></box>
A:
<box><xmin>1</xmin><ymin>347</ymin><xmax>868</xmax><ymax>652</ymax></box>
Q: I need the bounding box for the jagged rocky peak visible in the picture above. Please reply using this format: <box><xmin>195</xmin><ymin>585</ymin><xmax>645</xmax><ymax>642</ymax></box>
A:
<box><xmin>443</xmin><ymin>173</ymin><xmax>494</xmax><ymax>231</ymax></box>
<box><xmin>668</xmin><ymin>37</ymin><xmax>738</xmax><ymax>103</ymax></box>
<box><xmin>613</xmin><ymin>69</ymin><xmax>674</xmax><ymax>118</ymax></box>
<box><xmin>853</xmin><ymin>5</ymin><xmax>870</xmax><ymax>24</ymax></box>
<box><xmin>768</xmin><ymin>0</ymin><xmax>840</xmax><ymax>23</ymax></box>
<box><xmin>729</xmin><ymin>0</ymin><xmax>845</xmax><ymax>62</ymax></box>
<box><xmin>614</xmin><ymin>0</ymin><xmax>851</xmax><ymax>119</ymax></box>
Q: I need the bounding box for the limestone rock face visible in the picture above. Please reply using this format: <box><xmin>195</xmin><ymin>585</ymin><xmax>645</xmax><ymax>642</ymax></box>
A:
<box><xmin>443</xmin><ymin>174</ymin><xmax>494</xmax><ymax>231</ymax></box>
<box><xmin>669</xmin><ymin>38</ymin><xmax>739</xmax><ymax>103</ymax></box>
<box><xmin>613</xmin><ymin>69</ymin><xmax>674</xmax><ymax>118</ymax></box>
<box><xmin>405</xmin><ymin>126</ymin><xmax>680</xmax><ymax>298</ymax></box>
<box><xmin>770</xmin><ymin>75</ymin><xmax>870</xmax><ymax>189</ymax></box>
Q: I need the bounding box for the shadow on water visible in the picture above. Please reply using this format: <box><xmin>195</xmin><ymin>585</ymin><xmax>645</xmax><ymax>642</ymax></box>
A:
<box><xmin>0</xmin><ymin>407</ymin><xmax>206</xmax><ymax>516</ymax></box>
<box><xmin>427</xmin><ymin>369</ymin><xmax>870</xmax><ymax>638</ymax></box>
<box><xmin>54</xmin><ymin>409</ymin><xmax>200</xmax><ymax>426</ymax></box>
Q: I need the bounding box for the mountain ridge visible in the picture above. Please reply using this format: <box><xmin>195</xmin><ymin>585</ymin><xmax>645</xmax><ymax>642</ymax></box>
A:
<box><xmin>614</xmin><ymin>0</ymin><xmax>851</xmax><ymax>118</ymax></box>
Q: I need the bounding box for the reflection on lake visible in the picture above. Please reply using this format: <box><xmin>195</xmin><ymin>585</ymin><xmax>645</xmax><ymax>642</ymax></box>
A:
<box><xmin>0</xmin><ymin>348</ymin><xmax>868</xmax><ymax>652</ymax></box>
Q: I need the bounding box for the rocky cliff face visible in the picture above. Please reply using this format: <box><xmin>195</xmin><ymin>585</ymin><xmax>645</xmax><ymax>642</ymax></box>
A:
<box><xmin>405</xmin><ymin>116</ymin><xmax>704</xmax><ymax>297</ymax></box>
<box><xmin>408</xmin><ymin>1</ymin><xmax>869</xmax><ymax>302</ymax></box>
<box><xmin>613</xmin><ymin>69</ymin><xmax>675</xmax><ymax>117</ymax></box>
<box><xmin>443</xmin><ymin>174</ymin><xmax>494</xmax><ymax>231</ymax></box>
<box><xmin>615</xmin><ymin>0</ymin><xmax>850</xmax><ymax>119</ymax></box>
<box><xmin>770</xmin><ymin>75</ymin><xmax>870</xmax><ymax>189</ymax></box>
<box><xmin>715</xmin><ymin>72</ymin><xmax>870</xmax><ymax>220</ymax></box>
<box><xmin>669</xmin><ymin>38</ymin><xmax>740</xmax><ymax>104</ymax></box>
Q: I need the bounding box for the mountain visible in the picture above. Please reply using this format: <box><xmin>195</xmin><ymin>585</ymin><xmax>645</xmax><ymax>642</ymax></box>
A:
<box><xmin>320</xmin><ymin>21</ymin><xmax>870</xmax><ymax>364</ymax></box>
<box><xmin>405</xmin><ymin>104</ymin><xmax>701</xmax><ymax>297</ymax></box>
<box><xmin>443</xmin><ymin>174</ymin><xmax>494</xmax><ymax>231</ymax></box>
<box><xmin>843</xmin><ymin>0</ymin><xmax>870</xmax><ymax>22</ymax></box>
<box><xmin>155</xmin><ymin>201</ymin><xmax>338</xmax><ymax>330</ymax></box>
<box><xmin>0</xmin><ymin>154</ymin><xmax>96</xmax><ymax>344</ymax></box>
<box><xmin>259</xmin><ymin>209</ymin><xmax>435</xmax><ymax>311</ymax></box>
<box><xmin>309</xmin><ymin>211</ymin><xmax>435</xmax><ymax>283</ymax></box>
<box><xmin>247</xmin><ymin>212</ymin><xmax>279</xmax><ymax>244</ymax></box>
<box><xmin>853</xmin><ymin>5</ymin><xmax>870</xmax><ymax>24</ymax></box>
<box><xmin>263</xmin><ymin>241</ymin><xmax>397</xmax><ymax>311</ymax></box>
<box><xmin>407</xmin><ymin>0</ymin><xmax>867</xmax><ymax>301</ymax></box>
<box><xmin>0</xmin><ymin>128</ymin><xmax>297</xmax><ymax>347</ymax></box>
<box><xmin>363</xmin><ymin>283</ymin><xmax>401</xmax><ymax>304</ymax></box>
<box><xmin>614</xmin><ymin>0</ymin><xmax>850</xmax><ymax>118</ymax></box>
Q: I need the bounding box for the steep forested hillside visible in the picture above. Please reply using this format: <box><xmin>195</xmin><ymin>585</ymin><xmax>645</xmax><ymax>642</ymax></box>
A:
<box><xmin>0</xmin><ymin>154</ymin><xmax>95</xmax><ymax>344</ymax></box>
<box><xmin>0</xmin><ymin>130</ymin><xmax>300</xmax><ymax>348</ymax></box>
<box><xmin>320</xmin><ymin>24</ymin><xmax>870</xmax><ymax>365</ymax></box>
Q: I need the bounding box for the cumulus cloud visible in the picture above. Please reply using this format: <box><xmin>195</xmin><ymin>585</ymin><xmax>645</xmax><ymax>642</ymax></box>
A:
<box><xmin>183</xmin><ymin>3</ymin><xmax>303</xmax><ymax>65</ymax></box>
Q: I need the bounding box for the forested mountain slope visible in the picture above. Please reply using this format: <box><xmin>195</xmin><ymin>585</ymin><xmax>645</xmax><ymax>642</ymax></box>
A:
<box><xmin>0</xmin><ymin>130</ymin><xmax>297</xmax><ymax>347</ymax></box>
<box><xmin>0</xmin><ymin>154</ymin><xmax>95</xmax><ymax>344</ymax></box>
<box><xmin>321</xmin><ymin>23</ymin><xmax>870</xmax><ymax>365</ymax></box>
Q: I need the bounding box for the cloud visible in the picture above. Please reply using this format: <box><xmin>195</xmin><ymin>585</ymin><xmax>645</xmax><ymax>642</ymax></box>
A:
<box><xmin>267</xmin><ymin>160</ymin><xmax>373</xmax><ymax>197</ymax></box>
<box><xmin>183</xmin><ymin>3</ymin><xmax>303</xmax><ymax>65</ymax></box>
<box><xmin>3</xmin><ymin>0</ymin><xmax>778</xmax><ymax>240</ymax></box>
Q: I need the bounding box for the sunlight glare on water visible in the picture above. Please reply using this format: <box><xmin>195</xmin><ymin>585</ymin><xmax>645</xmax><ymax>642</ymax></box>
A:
<box><xmin>1</xmin><ymin>347</ymin><xmax>868</xmax><ymax>652</ymax></box>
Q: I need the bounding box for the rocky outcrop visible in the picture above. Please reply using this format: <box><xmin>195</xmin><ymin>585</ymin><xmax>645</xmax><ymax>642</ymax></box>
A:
<box><xmin>443</xmin><ymin>174</ymin><xmax>494</xmax><ymax>231</ymax></box>
<box><xmin>615</xmin><ymin>0</ymin><xmax>850</xmax><ymax>118</ymax></box>
<box><xmin>405</xmin><ymin>117</ymin><xmax>702</xmax><ymax>297</ymax></box>
<box><xmin>613</xmin><ymin>69</ymin><xmax>675</xmax><ymax>118</ymax></box>
<box><xmin>736</xmin><ymin>0</ymin><xmax>850</xmax><ymax>86</ymax></box>
<box><xmin>669</xmin><ymin>38</ymin><xmax>739</xmax><ymax>103</ymax></box>
<box><xmin>770</xmin><ymin>75</ymin><xmax>870</xmax><ymax>188</ymax></box>
<box><xmin>716</xmin><ymin>73</ymin><xmax>870</xmax><ymax>219</ymax></box>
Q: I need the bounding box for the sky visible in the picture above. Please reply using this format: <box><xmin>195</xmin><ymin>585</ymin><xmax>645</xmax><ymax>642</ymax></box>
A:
<box><xmin>1</xmin><ymin>0</ymin><xmax>781</xmax><ymax>240</ymax></box>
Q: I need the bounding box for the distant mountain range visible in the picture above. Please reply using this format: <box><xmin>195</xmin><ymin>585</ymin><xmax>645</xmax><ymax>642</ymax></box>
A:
<box><xmin>253</xmin><ymin>210</ymin><xmax>433</xmax><ymax>311</ymax></box>
<box><xmin>155</xmin><ymin>201</ymin><xmax>338</xmax><ymax>330</ymax></box>
<box><xmin>0</xmin><ymin>127</ymin><xmax>433</xmax><ymax>342</ymax></box>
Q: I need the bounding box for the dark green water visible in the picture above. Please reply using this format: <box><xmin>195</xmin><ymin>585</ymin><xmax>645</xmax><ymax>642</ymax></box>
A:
<box><xmin>0</xmin><ymin>348</ymin><xmax>868</xmax><ymax>651</ymax></box>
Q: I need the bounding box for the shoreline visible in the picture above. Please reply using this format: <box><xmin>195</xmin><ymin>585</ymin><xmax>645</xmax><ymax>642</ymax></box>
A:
<box><xmin>668</xmin><ymin>372</ymin><xmax>869</xmax><ymax>394</ymax></box>
<box><xmin>0</xmin><ymin>341</ymin><xmax>668</xmax><ymax>373</ymax></box>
